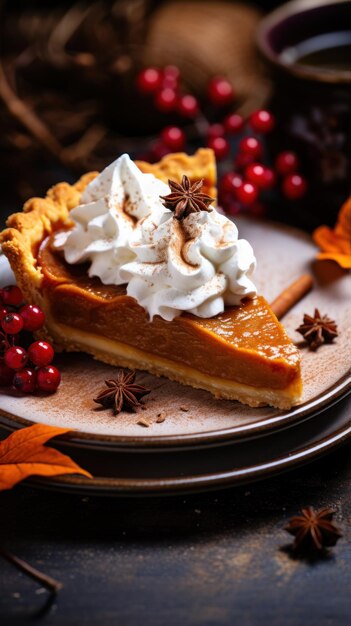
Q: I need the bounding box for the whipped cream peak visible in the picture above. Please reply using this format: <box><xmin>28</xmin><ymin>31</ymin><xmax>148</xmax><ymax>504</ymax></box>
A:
<box><xmin>57</xmin><ymin>153</ymin><xmax>257</xmax><ymax>320</ymax></box>
<box><xmin>55</xmin><ymin>154</ymin><xmax>169</xmax><ymax>285</ymax></box>
<box><xmin>121</xmin><ymin>207</ymin><xmax>256</xmax><ymax>321</ymax></box>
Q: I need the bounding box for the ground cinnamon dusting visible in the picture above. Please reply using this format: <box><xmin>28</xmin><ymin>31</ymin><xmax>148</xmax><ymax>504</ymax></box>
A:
<box><xmin>156</xmin><ymin>412</ymin><xmax>166</xmax><ymax>423</ymax></box>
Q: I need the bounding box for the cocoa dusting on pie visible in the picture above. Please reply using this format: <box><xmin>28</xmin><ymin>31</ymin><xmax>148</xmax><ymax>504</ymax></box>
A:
<box><xmin>160</xmin><ymin>175</ymin><xmax>214</xmax><ymax>220</ymax></box>
<box><xmin>93</xmin><ymin>369</ymin><xmax>150</xmax><ymax>415</ymax></box>
<box><xmin>296</xmin><ymin>309</ymin><xmax>338</xmax><ymax>351</ymax></box>
<box><xmin>285</xmin><ymin>507</ymin><xmax>342</xmax><ymax>552</ymax></box>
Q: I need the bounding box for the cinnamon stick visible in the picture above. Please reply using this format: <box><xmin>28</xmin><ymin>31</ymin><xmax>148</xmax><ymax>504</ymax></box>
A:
<box><xmin>0</xmin><ymin>548</ymin><xmax>63</xmax><ymax>593</ymax></box>
<box><xmin>270</xmin><ymin>274</ymin><xmax>313</xmax><ymax>320</ymax></box>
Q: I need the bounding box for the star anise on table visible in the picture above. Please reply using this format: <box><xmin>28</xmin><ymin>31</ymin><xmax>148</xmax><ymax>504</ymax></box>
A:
<box><xmin>285</xmin><ymin>507</ymin><xmax>342</xmax><ymax>552</ymax></box>
<box><xmin>160</xmin><ymin>175</ymin><xmax>214</xmax><ymax>220</ymax></box>
<box><xmin>93</xmin><ymin>369</ymin><xmax>150</xmax><ymax>415</ymax></box>
<box><xmin>296</xmin><ymin>308</ymin><xmax>338</xmax><ymax>351</ymax></box>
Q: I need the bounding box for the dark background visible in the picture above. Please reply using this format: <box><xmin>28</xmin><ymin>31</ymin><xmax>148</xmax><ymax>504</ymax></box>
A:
<box><xmin>1</xmin><ymin>446</ymin><xmax>351</xmax><ymax>626</ymax></box>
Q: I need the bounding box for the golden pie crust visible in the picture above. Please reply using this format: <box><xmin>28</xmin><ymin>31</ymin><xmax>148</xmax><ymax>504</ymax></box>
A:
<box><xmin>0</xmin><ymin>148</ymin><xmax>302</xmax><ymax>409</ymax></box>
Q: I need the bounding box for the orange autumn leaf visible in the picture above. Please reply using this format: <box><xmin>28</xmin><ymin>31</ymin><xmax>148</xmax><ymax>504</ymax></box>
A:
<box><xmin>0</xmin><ymin>424</ymin><xmax>92</xmax><ymax>491</ymax></box>
<box><xmin>313</xmin><ymin>196</ymin><xmax>351</xmax><ymax>269</ymax></box>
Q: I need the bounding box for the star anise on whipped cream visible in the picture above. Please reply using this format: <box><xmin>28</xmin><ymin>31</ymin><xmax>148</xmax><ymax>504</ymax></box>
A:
<box><xmin>296</xmin><ymin>309</ymin><xmax>338</xmax><ymax>351</ymax></box>
<box><xmin>160</xmin><ymin>175</ymin><xmax>214</xmax><ymax>220</ymax></box>
<box><xmin>93</xmin><ymin>369</ymin><xmax>150</xmax><ymax>415</ymax></box>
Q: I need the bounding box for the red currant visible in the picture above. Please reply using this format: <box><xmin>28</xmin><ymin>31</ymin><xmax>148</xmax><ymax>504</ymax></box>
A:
<box><xmin>162</xmin><ymin>65</ymin><xmax>180</xmax><ymax>90</ymax></box>
<box><xmin>282</xmin><ymin>174</ymin><xmax>307</xmax><ymax>200</ymax></box>
<box><xmin>13</xmin><ymin>368</ymin><xmax>36</xmax><ymax>393</ymax></box>
<box><xmin>236</xmin><ymin>181</ymin><xmax>259</xmax><ymax>205</ymax></box>
<box><xmin>239</xmin><ymin>137</ymin><xmax>263</xmax><ymax>159</ymax></box>
<box><xmin>224</xmin><ymin>113</ymin><xmax>245</xmax><ymax>135</ymax></box>
<box><xmin>177</xmin><ymin>94</ymin><xmax>199</xmax><ymax>118</ymax></box>
<box><xmin>0</xmin><ymin>362</ymin><xmax>14</xmax><ymax>386</ymax></box>
<box><xmin>249</xmin><ymin>110</ymin><xmax>275</xmax><ymax>134</ymax></box>
<box><xmin>245</xmin><ymin>164</ymin><xmax>276</xmax><ymax>190</ymax></box>
<box><xmin>37</xmin><ymin>365</ymin><xmax>61</xmax><ymax>393</ymax></box>
<box><xmin>0</xmin><ymin>307</ymin><xmax>9</xmax><ymax>322</ymax></box>
<box><xmin>234</xmin><ymin>152</ymin><xmax>255</xmax><ymax>171</ymax></box>
<box><xmin>2</xmin><ymin>285</ymin><xmax>23</xmax><ymax>307</ymax></box>
<box><xmin>19</xmin><ymin>304</ymin><xmax>45</xmax><ymax>331</ymax></box>
<box><xmin>207</xmin><ymin>123</ymin><xmax>225</xmax><ymax>140</ymax></box>
<box><xmin>151</xmin><ymin>141</ymin><xmax>170</xmax><ymax>161</ymax></box>
<box><xmin>28</xmin><ymin>341</ymin><xmax>54</xmax><ymax>367</ymax></box>
<box><xmin>4</xmin><ymin>346</ymin><xmax>28</xmax><ymax>370</ymax></box>
<box><xmin>275</xmin><ymin>151</ymin><xmax>299</xmax><ymax>175</ymax></box>
<box><xmin>137</xmin><ymin>67</ymin><xmax>162</xmax><ymax>94</ymax></box>
<box><xmin>208</xmin><ymin>77</ymin><xmax>234</xmax><ymax>106</ymax></box>
<box><xmin>1</xmin><ymin>312</ymin><xmax>24</xmax><ymax>335</ymax></box>
<box><xmin>155</xmin><ymin>88</ymin><xmax>177</xmax><ymax>113</ymax></box>
<box><xmin>161</xmin><ymin>126</ymin><xmax>186</xmax><ymax>151</ymax></box>
<box><xmin>208</xmin><ymin>136</ymin><xmax>230</xmax><ymax>160</ymax></box>
<box><xmin>220</xmin><ymin>172</ymin><xmax>243</xmax><ymax>195</ymax></box>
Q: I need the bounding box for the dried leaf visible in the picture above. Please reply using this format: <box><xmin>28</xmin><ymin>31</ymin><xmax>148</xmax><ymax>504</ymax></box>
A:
<box><xmin>313</xmin><ymin>197</ymin><xmax>351</xmax><ymax>269</ymax></box>
<box><xmin>0</xmin><ymin>424</ymin><xmax>92</xmax><ymax>491</ymax></box>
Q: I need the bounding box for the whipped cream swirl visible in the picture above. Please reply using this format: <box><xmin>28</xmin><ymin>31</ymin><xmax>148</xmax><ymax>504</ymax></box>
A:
<box><xmin>55</xmin><ymin>154</ymin><xmax>168</xmax><ymax>285</ymax></box>
<box><xmin>56</xmin><ymin>153</ymin><xmax>257</xmax><ymax>321</ymax></box>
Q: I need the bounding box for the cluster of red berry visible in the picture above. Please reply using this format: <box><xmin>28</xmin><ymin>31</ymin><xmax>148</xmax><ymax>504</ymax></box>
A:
<box><xmin>0</xmin><ymin>285</ymin><xmax>61</xmax><ymax>394</ymax></box>
<box><xmin>136</xmin><ymin>65</ymin><xmax>308</xmax><ymax>217</ymax></box>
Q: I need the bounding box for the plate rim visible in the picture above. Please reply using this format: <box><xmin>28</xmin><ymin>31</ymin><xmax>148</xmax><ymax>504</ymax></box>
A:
<box><xmin>23</xmin><ymin>397</ymin><xmax>351</xmax><ymax>496</ymax></box>
<box><xmin>0</xmin><ymin>372</ymin><xmax>350</xmax><ymax>450</ymax></box>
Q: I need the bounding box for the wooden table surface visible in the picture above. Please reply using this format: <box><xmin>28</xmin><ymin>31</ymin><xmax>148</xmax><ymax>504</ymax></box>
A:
<box><xmin>1</xmin><ymin>441</ymin><xmax>350</xmax><ymax>626</ymax></box>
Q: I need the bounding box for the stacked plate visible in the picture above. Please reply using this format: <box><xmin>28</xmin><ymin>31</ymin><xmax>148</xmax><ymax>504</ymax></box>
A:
<box><xmin>1</xmin><ymin>218</ymin><xmax>350</xmax><ymax>495</ymax></box>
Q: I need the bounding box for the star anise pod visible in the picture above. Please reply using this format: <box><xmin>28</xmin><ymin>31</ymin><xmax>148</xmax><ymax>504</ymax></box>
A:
<box><xmin>285</xmin><ymin>507</ymin><xmax>342</xmax><ymax>552</ymax></box>
<box><xmin>93</xmin><ymin>369</ymin><xmax>150</xmax><ymax>415</ymax></box>
<box><xmin>296</xmin><ymin>308</ymin><xmax>338</xmax><ymax>351</ymax></box>
<box><xmin>160</xmin><ymin>175</ymin><xmax>214</xmax><ymax>220</ymax></box>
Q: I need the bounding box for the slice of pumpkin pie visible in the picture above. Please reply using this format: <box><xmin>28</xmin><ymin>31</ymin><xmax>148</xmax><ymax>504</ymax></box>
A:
<box><xmin>0</xmin><ymin>148</ymin><xmax>302</xmax><ymax>408</ymax></box>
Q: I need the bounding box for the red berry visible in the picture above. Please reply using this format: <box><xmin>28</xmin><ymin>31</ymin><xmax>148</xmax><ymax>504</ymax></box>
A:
<box><xmin>13</xmin><ymin>368</ymin><xmax>36</xmax><ymax>393</ymax></box>
<box><xmin>2</xmin><ymin>285</ymin><xmax>23</xmax><ymax>307</ymax></box>
<box><xmin>1</xmin><ymin>312</ymin><xmax>24</xmax><ymax>335</ymax></box>
<box><xmin>164</xmin><ymin>65</ymin><xmax>180</xmax><ymax>81</ymax></box>
<box><xmin>234</xmin><ymin>152</ymin><xmax>255</xmax><ymax>171</ymax></box>
<box><xmin>207</xmin><ymin>123</ymin><xmax>225</xmax><ymax>140</ymax></box>
<box><xmin>4</xmin><ymin>346</ymin><xmax>28</xmax><ymax>370</ymax></box>
<box><xmin>0</xmin><ymin>307</ymin><xmax>9</xmax><ymax>322</ymax></box>
<box><xmin>239</xmin><ymin>137</ymin><xmax>263</xmax><ymax>159</ymax></box>
<box><xmin>137</xmin><ymin>67</ymin><xmax>162</xmax><ymax>94</ymax></box>
<box><xmin>37</xmin><ymin>365</ymin><xmax>61</xmax><ymax>393</ymax></box>
<box><xmin>0</xmin><ymin>362</ymin><xmax>14</xmax><ymax>386</ymax></box>
<box><xmin>151</xmin><ymin>141</ymin><xmax>170</xmax><ymax>161</ymax></box>
<box><xmin>282</xmin><ymin>174</ymin><xmax>307</xmax><ymax>200</ymax></box>
<box><xmin>249</xmin><ymin>110</ymin><xmax>275</xmax><ymax>134</ymax></box>
<box><xmin>245</xmin><ymin>163</ymin><xmax>276</xmax><ymax>190</ymax></box>
<box><xmin>208</xmin><ymin>76</ymin><xmax>234</xmax><ymax>106</ymax></box>
<box><xmin>224</xmin><ymin>113</ymin><xmax>245</xmax><ymax>135</ymax></box>
<box><xmin>28</xmin><ymin>341</ymin><xmax>54</xmax><ymax>367</ymax></box>
<box><xmin>161</xmin><ymin>126</ymin><xmax>186</xmax><ymax>151</ymax></box>
<box><xmin>220</xmin><ymin>172</ymin><xmax>243</xmax><ymax>195</ymax></box>
<box><xmin>275</xmin><ymin>151</ymin><xmax>299</xmax><ymax>175</ymax></box>
<box><xmin>155</xmin><ymin>88</ymin><xmax>177</xmax><ymax>113</ymax></box>
<box><xmin>177</xmin><ymin>94</ymin><xmax>199</xmax><ymax>118</ymax></box>
<box><xmin>19</xmin><ymin>304</ymin><xmax>45</xmax><ymax>331</ymax></box>
<box><xmin>236</xmin><ymin>181</ymin><xmax>259</xmax><ymax>205</ymax></box>
<box><xmin>162</xmin><ymin>65</ymin><xmax>180</xmax><ymax>90</ymax></box>
<box><xmin>248</xmin><ymin>201</ymin><xmax>267</xmax><ymax>218</ymax></box>
<box><xmin>208</xmin><ymin>136</ymin><xmax>230</xmax><ymax>160</ymax></box>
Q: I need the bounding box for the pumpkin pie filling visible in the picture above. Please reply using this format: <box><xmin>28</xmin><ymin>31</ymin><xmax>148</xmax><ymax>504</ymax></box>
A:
<box><xmin>36</xmin><ymin>235</ymin><xmax>302</xmax><ymax>407</ymax></box>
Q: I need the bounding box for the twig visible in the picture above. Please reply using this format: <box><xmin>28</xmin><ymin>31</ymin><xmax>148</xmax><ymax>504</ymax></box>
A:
<box><xmin>270</xmin><ymin>274</ymin><xmax>314</xmax><ymax>320</ymax></box>
<box><xmin>0</xmin><ymin>547</ymin><xmax>63</xmax><ymax>593</ymax></box>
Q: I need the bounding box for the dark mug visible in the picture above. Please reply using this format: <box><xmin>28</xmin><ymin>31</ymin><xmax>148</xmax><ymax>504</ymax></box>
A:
<box><xmin>257</xmin><ymin>0</ymin><xmax>351</xmax><ymax>230</ymax></box>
